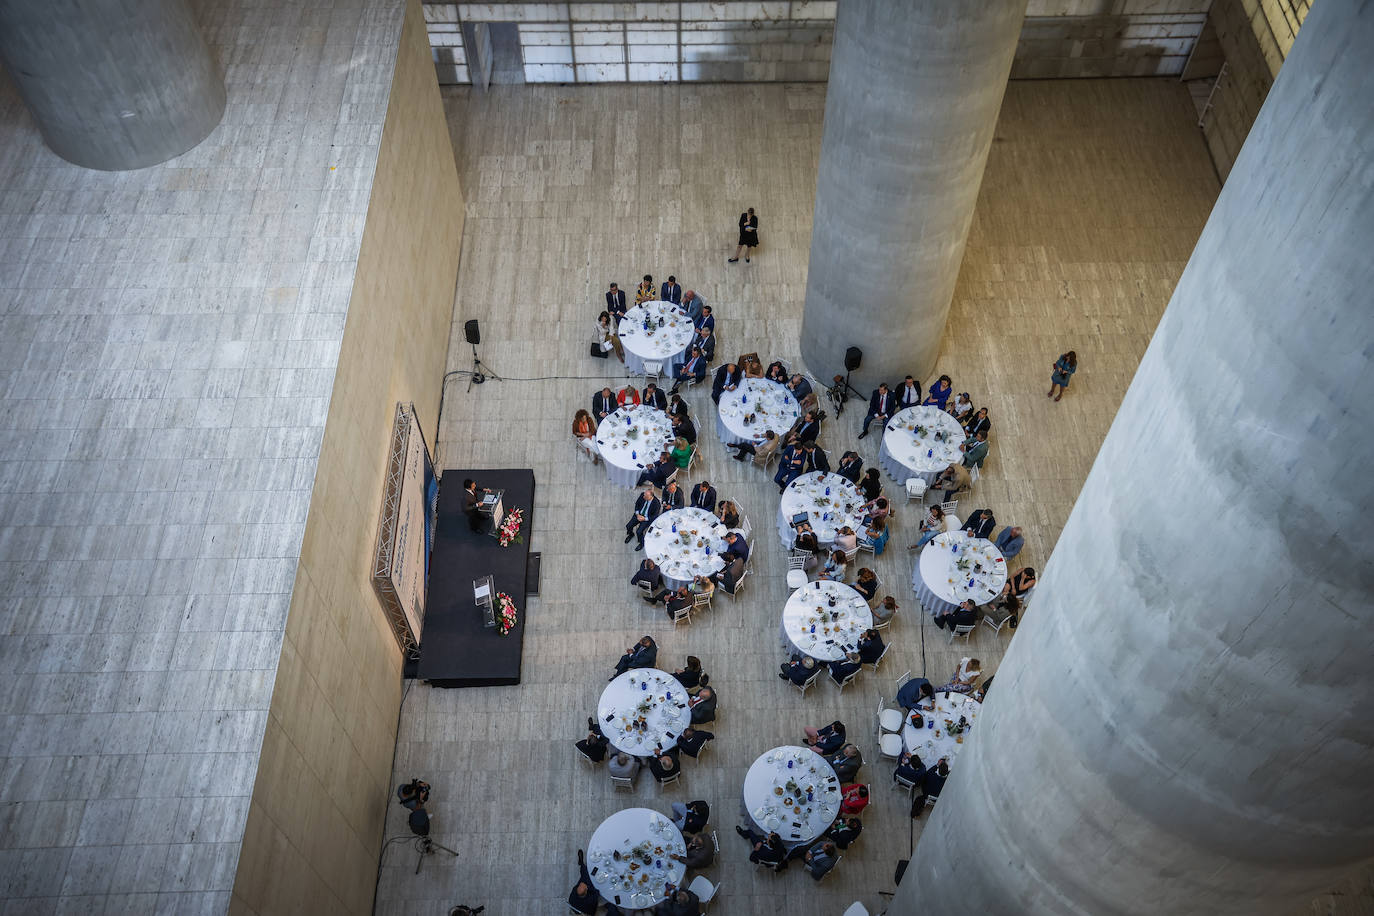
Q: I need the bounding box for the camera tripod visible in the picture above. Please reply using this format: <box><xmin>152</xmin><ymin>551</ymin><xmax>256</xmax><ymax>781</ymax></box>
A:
<box><xmin>828</xmin><ymin>373</ymin><xmax>863</xmax><ymax>417</ymax></box>
<box><xmin>468</xmin><ymin>341</ymin><xmax>503</xmax><ymax>391</ymax></box>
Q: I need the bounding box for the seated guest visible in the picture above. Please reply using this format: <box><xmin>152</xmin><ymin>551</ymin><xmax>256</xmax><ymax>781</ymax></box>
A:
<box><xmin>862</xmin><ymin>496</ymin><xmax>891</xmax><ymax>525</ymax></box>
<box><xmin>961</xmin><ymin>429</ymin><xmax>989</xmax><ymax>469</ymax></box>
<box><xmin>635</xmin><ymin>274</ymin><xmax>657</xmax><ymax>305</ymax></box>
<box><xmin>935</xmin><ymin>462</ymin><xmax>972</xmax><ymax>502</ymax></box>
<box><xmin>838</xmin><ymin>783</ymin><xmax>870</xmax><ymax>816</ymax></box>
<box><xmin>593</xmin><ymin>386</ymin><xmax>617</xmax><ymax>422</ymax></box>
<box><xmin>779</xmin><ymin>654</ymin><xmax>819</xmax><ymax>685</ymax></box>
<box><xmin>740</xmin><ymin>353</ymin><xmax>764</xmax><ymax>377</ymax></box>
<box><xmin>648</xmin><ymin>749</ymin><xmax>682</xmax><ymax>783</ymax></box>
<box><xmin>818</xmin><ymin>549</ymin><xmax>847</xmax><ymax>582</ymax></box>
<box><xmin>664</xmin><ymin>439</ymin><xmax>690</xmax><ymax>476</ymax></box>
<box><xmin>689</xmin><ymin>480</ymin><xmax>717</xmax><ymax>512</ymax></box>
<box><xmin>860</xmin><ymin>515</ymin><xmax>890</xmax><ymax>556</ymax></box>
<box><xmin>859</xmin><ymin>468</ymin><xmax>883</xmax><ymax>503</ymax></box>
<box><xmin>658</xmin><ymin>586</ymin><xmax>693</xmax><ymax>621</ymax></box>
<box><xmin>736</xmin><ymin>826</ymin><xmax>787</xmax><ymax>870</ymax></box>
<box><xmin>643</xmin><ymin>382</ymin><xmax>668</xmax><ymax>410</ymax></box>
<box><xmin>676</xmin><ymin>726</ymin><xmax>714</xmax><ymax>759</ymax></box>
<box><xmin>711</xmin><ymin>362</ymin><xmax>742</xmax><ymax>403</ymax></box>
<box><xmin>572</xmin><ymin>408</ymin><xmax>600</xmax><ymax>465</ymax></box>
<box><xmin>672</xmin><ymin>414</ymin><xmax>697</xmax><ymax>446</ymax></box>
<box><xmin>948</xmin><ymin>391</ymin><xmax>974</xmax><ymax>424</ymax></box>
<box><xmin>909</xmin><ymin>504</ymin><xmax>947</xmax><ymax>551</ymax></box>
<box><xmin>857</xmin><ymin>382</ymin><xmax>898</xmax><ymax>440</ymax></box>
<box><xmin>803</xmin><ymin>440</ymin><xmax>830</xmax><ymax>474</ymax></box>
<box><xmin>834</xmin><ymin>450</ymin><xmax>863</xmax><ymax>484</ymax></box>
<box><xmin>856</xmin><ymin>628</ymin><xmax>884</xmax><ymax>664</ymax></box>
<box><xmin>871</xmin><ymin>595</ymin><xmax>899</xmax><ymax>625</ymax></box>
<box><xmin>913</xmin><ymin>759</ymin><xmax>949</xmax><ymax>813</ymax></box>
<box><xmin>673</xmin><ymin>655</ymin><xmax>704</xmax><ymax>689</ymax></box>
<box><xmin>660</xmin><ymin>274</ymin><xmax>682</xmax><ymax>305</ymax></box>
<box><xmin>671</xmin><ymin>799</ymin><xmax>710</xmax><ymax>834</ymax></box>
<box><xmin>803</xmin><ymin>720</ymin><xmax>846</xmax><ymax>754</ymax></box>
<box><xmin>662</xmin><ymin>478</ymin><xmax>686</xmax><ymax>510</ymax></box>
<box><xmin>694</xmin><ymin>304</ymin><xmax>715</xmax><ymax>331</ymax></box>
<box><xmin>828</xmin><ymin>743</ymin><xmax>863</xmax><ymax>782</ymax></box>
<box><xmin>670</xmin><ymin>347</ymin><xmax>707</xmax><ymax>394</ymax></box>
<box><xmin>694</xmin><ymin>326</ymin><xmax>716</xmax><ymax>362</ymax></box>
<box><xmin>631</xmin><ymin>558</ymin><xmax>664</xmax><ymax>599</ymax></box>
<box><xmin>655</xmin><ymin>888</ymin><xmax>700</xmax><ymax>916</ymax></box>
<box><xmin>715</xmin><ymin>556</ymin><xmax>746</xmax><ymax>595</ymax></box>
<box><xmin>689</xmin><ymin>576</ymin><xmax>715</xmax><ymax>607</ymax></box>
<box><xmin>965</xmin><ymin>406</ymin><xmax>991</xmax><ymax>438</ymax></box>
<box><xmin>803</xmin><ymin>841</ymin><xmax>839</xmax><ymax>881</ymax></box>
<box><xmin>994</xmin><ymin>525</ymin><xmax>1025</xmax><ymax>560</ymax></box>
<box><xmin>825</xmin><ymin>817</ymin><xmax>863</xmax><ymax>850</ymax></box>
<box><xmin>569</xmin><ymin>849</ymin><xmax>602</xmax><ymax>915</ymax></box>
<box><xmin>668</xmin><ymin>392</ymin><xmax>690</xmax><ymax>419</ymax></box>
<box><xmin>939</xmin><ymin>657</ymin><xmax>982</xmax><ymax>694</ymax></box>
<box><xmin>896</xmin><ymin>676</ymin><xmax>936</xmax><ymax>711</ymax></box>
<box><xmin>985</xmin><ymin>594</ymin><xmax>1022</xmax><ymax>630</ymax></box>
<box><xmin>677</xmin><ymin>832</ymin><xmax>714</xmax><ymax>869</ymax></box>
<box><xmin>612</xmin><ymin>636</ymin><xmax>658</xmax><ymax>677</ymax></box>
<box><xmin>608</xmin><ymin>752</ymin><xmax>640</xmax><ymax>783</ymax></box>
<box><xmin>773</xmin><ymin>439</ymin><xmax>808</xmax><ymax>492</ymax></box>
<box><xmin>934</xmin><ymin>598</ymin><xmax>978</xmax><ymax>633</ymax></box>
<box><xmin>852</xmin><ymin>568</ymin><xmax>879</xmax><ymax>603</ymax></box>
<box><xmin>765</xmin><ymin>359</ymin><xmax>788</xmax><ymax>383</ymax></box>
<box><xmin>834</xmin><ymin>526</ymin><xmax>858</xmax><ymax>554</ymax></box>
<box><xmin>715</xmin><ymin>499</ymin><xmax>740</xmax><ymax>530</ymax></box>
<box><xmin>828</xmin><ymin>653</ymin><xmax>863</xmax><ymax>688</ymax></box>
<box><xmin>688</xmin><ymin>686</ymin><xmax>717</xmax><ymax>724</ymax></box>
<box><xmin>792</xmin><ymin>524</ymin><xmax>823</xmax><ymax>571</ymax></box>
<box><xmin>723</xmin><ymin>531</ymin><xmax>749</xmax><ymax>563</ymax></box>
<box><xmin>624</xmin><ymin>487</ymin><xmax>662</xmax><ymax>548</ymax></box>
<box><xmin>790</xmin><ymin>410</ymin><xmax>821</xmax><ymax>445</ymax></box>
<box><xmin>606</xmin><ymin>282</ymin><xmax>627</xmax><ymax>323</ymax></box>
<box><xmin>894</xmin><ymin>750</ymin><xmax>926</xmax><ymax>787</ymax></box>
<box><xmin>974</xmin><ymin>673</ymin><xmax>996</xmax><ymax>702</ymax></box>
<box><xmin>635</xmin><ymin>451</ymin><xmax>675</xmax><ymax>489</ymax></box>
<box><xmin>617</xmin><ymin>383</ymin><xmax>641</xmax><ymax>407</ymax></box>
<box><xmin>576</xmin><ymin>723</ymin><xmax>609</xmax><ymax>762</ymax></box>
<box><xmin>681</xmin><ymin>289</ymin><xmax>706</xmax><ymax>322</ymax></box>
<box><xmin>922</xmin><ymin>374</ymin><xmax>953</xmax><ymax>409</ymax></box>
<box><xmin>727</xmin><ymin>428</ymin><xmax>779</xmax><ymax>465</ymax></box>
<box><xmin>897</xmin><ymin>374</ymin><xmax>923</xmax><ymax>409</ymax></box>
<box><xmin>1000</xmin><ymin>566</ymin><xmax>1037</xmax><ymax>602</ymax></box>
<box><xmin>786</xmin><ymin>373</ymin><xmax>812</xmax><ymax>403</ymax></box>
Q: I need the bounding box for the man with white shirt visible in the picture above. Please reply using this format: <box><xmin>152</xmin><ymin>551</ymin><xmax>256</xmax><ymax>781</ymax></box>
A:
<box><xmin>897</xmin><ymin>374</ymin><xmax>922</xmax><ymax>409</ymax></box>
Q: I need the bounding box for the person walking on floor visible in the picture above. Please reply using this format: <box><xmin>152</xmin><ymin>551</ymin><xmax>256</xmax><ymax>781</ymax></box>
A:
<box><xmin>1048</xmin><ymin>350</ymin><xmax>1077</xmax><ymax>401</ymax></box>
<box><xmin>728</xmin><ymin>207</ymin><xmax>759</xmax><ymax>263</ymax></box>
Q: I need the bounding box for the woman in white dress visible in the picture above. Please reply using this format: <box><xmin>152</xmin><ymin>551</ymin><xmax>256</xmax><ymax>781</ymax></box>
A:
<box><xmin>594</xmin><ymin>310</ymin><xmax>623</xmax><ymax>362</ymax></box>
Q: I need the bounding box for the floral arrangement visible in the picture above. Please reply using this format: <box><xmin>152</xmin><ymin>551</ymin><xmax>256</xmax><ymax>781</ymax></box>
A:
<box><xmin>498</xmin><ymin>508</ymin><xmax>525</xmax><ymax>547</ymax></box>
<box><xmin>496</xmin><ymin>592</ymin><xmax>518</xmax><ymax>636</ymax></box>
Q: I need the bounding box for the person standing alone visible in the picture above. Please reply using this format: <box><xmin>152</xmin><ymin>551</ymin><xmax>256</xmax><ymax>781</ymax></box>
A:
<box><xmin>729</xmin><ymin>207</ymin><xmax>759</xmax><ymax>263</ymax></box>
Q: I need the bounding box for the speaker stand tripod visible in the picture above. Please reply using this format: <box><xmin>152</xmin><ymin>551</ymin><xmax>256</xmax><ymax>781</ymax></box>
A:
<box><xmin>467</xmin><ymin>341</ymin><xmax>503</xmax><ymax>392</ymax></box>
<box><xmin>413</xmin><ymin>836</ymin><xmax>459</xmax><ymax>874</ymax></box>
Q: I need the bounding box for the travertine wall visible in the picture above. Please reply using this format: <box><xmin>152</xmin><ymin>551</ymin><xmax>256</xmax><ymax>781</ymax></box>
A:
<box><xmin>228</xmin><ymin>0</ymin><xmax>464</xmax><ymax>912</ymax></box>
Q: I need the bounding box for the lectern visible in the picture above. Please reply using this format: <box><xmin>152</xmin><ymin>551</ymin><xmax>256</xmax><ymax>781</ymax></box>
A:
<box><xmin>473</xmin><ymin>575</ymin><xmax>495</xmax><ymax>628</ymax></box>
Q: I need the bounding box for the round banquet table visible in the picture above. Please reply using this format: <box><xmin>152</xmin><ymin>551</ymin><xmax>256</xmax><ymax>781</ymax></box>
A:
<box><xmin>879</xmin><ymin>406</ymin><xmax>966</xmax><ymax>485</ymax></box>
<box><xmin>912</xmin><ymin>530</ymin><xmax>1007</xmax><ymax>616</ymax></box>
<box><xmin>643</xmin><ymin>507</ymin><xmax>730</xmax><ymax>590</ymax></box>
<box><xmin>587</xmin><ymin>807</ymin><xmax>686</xmax><ymax>911</ymax></box>
<box><xmin>780</xmin><ymin>580</ymin><xmax>873</xmax><ymax>662</ymax></box>
<box><xmin>900</xmin><ymin>690</ymin><xmax>982</xmax><ymax>770</ymax></box>
<box><xmin>716</xmin><ymin>378</ymin><xmax>799</xmax><ymax>446</ymax></box>
<box><xmin>742</xmin><ymin>746</ymin><xmax>842</xmax><ymax>848</ymax></box>
<box><xmin>598</xmin><ymin>669</ymin><xmax>691</xmax><ymax>757</ymax></box>
<box><xmin>618</xmin><ymin>301</ymin><xmax>695</xmax><ymax>376</ymax></box>
<box><xmin>776</xmin><ymin>471</ymin><xmax>863</xmax><ymax>548</ymax></box>
<box><xmin>594</xmin><ymin>405</ymin><xmax>675</xmax><ymax>488</ymax></box>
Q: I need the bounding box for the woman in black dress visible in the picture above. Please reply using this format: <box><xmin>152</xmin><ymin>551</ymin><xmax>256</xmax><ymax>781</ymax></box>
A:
<box><xmin>729</xmin><ymin>207</ymin><xmax>759</xmax><ymax>263</ymax></box>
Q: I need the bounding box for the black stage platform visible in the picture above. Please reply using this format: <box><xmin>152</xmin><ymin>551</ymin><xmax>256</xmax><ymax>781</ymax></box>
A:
<box><xmin>414</xmin><ymin>468</ymin><xmax>535</xmax><ymax>687</ymax></box>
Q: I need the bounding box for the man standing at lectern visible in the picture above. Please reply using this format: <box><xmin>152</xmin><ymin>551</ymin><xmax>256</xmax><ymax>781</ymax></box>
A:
<box><xmin>462</xmin><ymin>478</ymin><xmax>485</xmax><ymax>532</ymax></box>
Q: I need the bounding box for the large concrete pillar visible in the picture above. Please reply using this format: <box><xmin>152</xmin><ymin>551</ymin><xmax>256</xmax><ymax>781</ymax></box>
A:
<box><xmin>0</xmin><ymin>0</ymin><xmax>225</xmax><ymax>171</ymax></box>
<box><xmin>800</xmin><ymin>0</ymin><xmax>1023</xmax><ymax>389</ymax></box>
<box><xmin>895</xmin><ymin>2</ymin><xmax>1374</xmax><ymax>914</ymax></box>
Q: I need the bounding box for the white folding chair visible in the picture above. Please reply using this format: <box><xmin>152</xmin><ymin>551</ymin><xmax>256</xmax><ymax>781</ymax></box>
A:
<box><xmin>843</xmin><ymin>545</ymin><xmax>858</xmax><ymax>564</ymax></box>
<box><xmin>687</xmin><ymin>444</ymin><xmax>700</xmax><ymax>472</ymax></box>
<box><xmin>722</xmin><ymin>568</ymin><xmax>749</xmax><ymax>600</ymax></box>
<box><xmin>969</xmin><ymin>465</ymin><xmax>980</xmax><ymax>485</ymax></box>
<box><xmin>982</xmin><ymin>609</ymin><xmax>1013</xmax><ymax>634</ymax></box>
<box><xmin>879</xmin><ymin>731</ymin><xmax>904</xmax><ymax>761</ymax></box>
<box><xmin>815</xmin><ymin>854</ymin><xmax>841</xmax><ymax>883</ymax></box>
<box><xmin>786</xmin><ymin>551</ymin><xmax>808</xmax><ymax>571</ymax></box>
<box><xmin>577</xmin><ymin>746</ymin><xmax>596</xmax><ymax>767</ymax></box>
<box><xmin>693</xmin><ymin>591</ymin><xmax>712</xmax><ymax>612</ymax></box>
<box><xmin>867</xmin><ymin>643</ymin><xmax>890</xmax><ymax>673</ymax></box>
<box><xmin>941</xmin><ymin>499</ymin><xmax>959</xmax><ymax>516</ymax></box>
<box><xmin>833</xmin><ymin>669</ymin><xmax>860</xmax><ymax>694</ymax></box>
<box><xmin>950</xmin><ymin>623</ymin><xmax>976</xmax><ymax>643</ymax></box>
<box><xmin>857</xmin><ymin>537</ymin><xmax>875</xmax><ymax>555</ymax></box>
<box><xmin>785</xmin><ymin>568</ymin><xmax>808</xmax><ymax>591</ymax></box>
<box><xmin>711</xmin><ymin>829</ymin><xmax>720</xmax><ymax>854</ymax></box>
<box><xmin>643</xmin><ymin>360</ymin><xmax>663</xmax><ymax>385</ymax></box>
<box><xmin>895</xmin><ymin>670</ymin><xmax>913</xmax><ymax>693</ymax></box>
<box><xmin>877</xmin><ymin>696</ymin><xmax>905</xmax><ymax>735</ymax></box>
<box><xmin>843</xmin><ymin>903</ymin><xmax>871</xmax><ymax>916</ymax></box>
<box><xmin>740</xmin><ymin>515</ymin><xmax>753</xmax><ymax>541</ymax></box>
<box><xmin>673</xmin><ymin>605</ymin><xmax>692</xmax><ymax>627</ymax></box>
<box><xmin>611</xmin><ymin>774</ymin><xmax>636</xmax><ymax>791</ymax></box>
<box><xmin>687</xmin><ymin>876</ymin><xmax>719</xmax><ymax>909</ymax></box>
<box><xmin>892</xmin><ymin>772</ymin><xmax>918</xmax><ymax>796</ymax></box>
<box><xmin>665</xmin><ymin>467</ymin><xmax>680</xmax><ymax>487</ymax></box>
<box><xmin>634</xmin><ymin>580</ymin><xmax>655</xmax><ymax>598</ymax></box>
<box><xmin>657</xmin><ymin>770</ymin><xmax>681</xmax><ymax>789</ymax></box>
<box><xmin>795</xmin><ymin>667</ymin><xmax>822</xmax><ymax>698</ymax></box>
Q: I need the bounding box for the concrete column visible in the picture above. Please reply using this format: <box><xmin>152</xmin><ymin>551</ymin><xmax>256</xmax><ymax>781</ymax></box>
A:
<box><xmin>799</xmin><ymin>0</ymin><xmax>1023</xmax><ymax>389</ymax></box>
<box><xmin>894</xmin><ymin>2</ymin><xmax>1374</xmax><ymax>915</ymax></box>
<box><xmin>0</xmin><ymin>0</ymin><xmax>225</xmax><ymax>171</ymax></box>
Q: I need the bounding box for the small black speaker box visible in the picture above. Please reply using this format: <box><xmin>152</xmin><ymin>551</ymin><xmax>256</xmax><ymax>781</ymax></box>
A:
<box><xmin>844</xmin><ymin>347</ymin><xmax>862</xmax><ymax>372</ymax></box>
<box><xmin>464</xmin><ymin>320</ymin><xmax>481</xmax><ymax>346</ymax></box>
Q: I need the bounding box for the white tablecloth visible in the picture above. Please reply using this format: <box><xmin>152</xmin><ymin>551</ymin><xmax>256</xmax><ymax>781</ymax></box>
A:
<box><xmin>619</xmin><ymin>301</ymin><xmax>695</xmax><ymax>376</ymax></box>
<box><xmin>742</xmin><ymin>746</ymin><xmax>842</xmax><ymax>848</ymax></box>
<box><xmin>595</xmin><ymin>405</ymin><xmax>675</xmax><ymax>487</ymax></box>
<box><xmin>879</xmin><ymin>406</ymin><xmax>965</xmax><ymax>485</ymax></box>
<box><xmin>587</xmin><ymin>808</ymin><xmax>686</xmax><ymax>911</ymax></box>
<box><xmin>780</xmin><ymin>580</ymin><xmax>873</xmax><ymax>662</ymax></box>
<box><xmin>598</xmin><ymin>669</ymin><xmax>691</xmax><ymax>757</ymax></box>
<box><xmin>776</xmin><ymin>471</ymin><xmax>863</xmax><ymax>548</ymax></box>
<box><xmin>912</xmin><ymin>530</ymin><xmax>1007</xmax><ymax>615</ymax></box>
<box><xmin>900</xmin><ymin>691</ymin><xmax>982</xmax><ymax>770</ymax></box>
<box><xmin>643</xmin><ymin>508</ymin><xmax>729</xmax><ymax>589</ymax></box>
<box><xmin>716</xmin><ymin>378</ymin><xmax>799</xmax><ymax>446</ymax></box>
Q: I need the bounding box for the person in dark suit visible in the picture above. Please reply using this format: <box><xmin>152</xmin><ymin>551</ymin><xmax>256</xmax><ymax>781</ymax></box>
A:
<box><xmin>828</xmin><ymin>653</ymin><xmax>863</xmax><ymax>688</ymax></box>
<box><xmin>896</xmin><ymin>374</ymin><xmax>922</xmax><ymax>409</ymax></box>
<box><xmin>624</xmin><ymin>487</ymin><xmax>662</xmax><ymax>548</ymax></box>
<box><xmin>670</xmin><ymin>348</ymin><xmax>707</xmax><ymax>394</ymax></box>
<box><xmin>804</xmin><ymin>440</ymin><xmax>830</xmax><ymax>474</ymax></box>
<box><xmin>791</xmin><ymin>411</ymin><xmax>821</xmax><ymax>445</ymax></box>
<box><xmin>894</xmin><ymin>749</ymin><xmax>927</xmax><ymax>786</ymax></box>
<box><xmin>803</xmin><ymin>720</ymin><xmax>846</xmax><ymax>754</ymax></box>
<box><xmin>896</xmin><ymin>676</ymin><xmax>935</xmax><ymax>710</ymax></box>
<box><xmin>787</xmin><ymin>374</ymin><xmax>812</xmax><ymax>402</ymax></box>
<box><xmin>656</xmin><ymin>587</ymin><xmax>692</xmax><ymax>621</ymax></box>
<box><xmin>779</xmin><ymin>654</ymin><xmax>818</xmax><ymax>685</ymax></box>
<box><xmin>656</xmin><ymin>887</ymin><xmax>700</xmax><ymax>916</ymax></box>
<box><xmin>688</xmin><ymin>686</ymin><xmax>717</xmax><ymax>723</ymax></box>
<box><xmin>592</xmin><ymin>387</ymin><xmax>617</xmax><ymax>423</ymax></box>
<box><xmin>668</xmin><ymin>393</ymin><xmax>690</xmax><ymax>420</ymax></box>
<box><xmin>827</xmin><ymin>744</ymin><xmax>863</xmax><ymax>783</ymax></box>
<box><xmin>460</xmin><ymin>478</ymin><xmax>486</xmax><ymax>532</ymax></box>
<box><xmin>642</xmin><ymin>382</ymin><xmax>668</xmax><ymax>411</ymax></box>
<box><xmin>803</xmin><ymin>841</ymin><xmax>838</xmax><ymax>881</ymax></box>
<box><xmin>913</xmin><ymin>759</ymin><xmax>949</xmax><ymax>813</ymax></box>
<box><xmin>856</xmin><ymin>628</ymin><xmax>884</xmax><ymax>664</ymax></box>
<box><xmin>660</xmin><ymin>275</ymin><xmax>682</xmax><ymax>305</ymax></box>
<box><xmin>635</xmin><ymin>451</ymin><xmax>674</xmax><ymax>488</ymax></box>
<box><xmin>935</xmin><ymin>599</ymin><xmax>978</xmax><ymax>632</ymax></box>
<box><xmin>660</xmin><ymin>480</ymin><xmax>685</xmax><ymax>511</ymax></box>
<box><xmin>676</xmin><ymin>727</ymin><xmax>714</xmax><ymax>759</ymax></box>
<box><xmin>694</xmin><ymin>326</ymin><xmax>716</xmax><ymax>362</ymax></box>
<box><xmin>569</xmin><ymin>849</ymin><xmax>602</xmax><ymax>915</ymax></box>
<box><xmin>648</xmin><ymin>749</ymin><xmax>682</xmax><ymax>783</ymax></box>
<box><xmin>631</xmin><ymin>558</ymin><xmax>665</xmax><ymax>600</ymax></box>
<box><xmin>714</xmin><ymin>556</ymin><xmax>745</xmax><ymax>594</ymax></box>
<box><xmin>671</xmin><ymin>413</ymin><xmax>697</xmax><ymax>445</ymax></box>
<box><xmin>694</xmin><ymin>305</ymin><xmax>715</xmax><ymax>332</ymax></box>
<box><xmin>576</xmin><ymin>723</ymin><xmax>609</xmax><ymax>762</ymax></box>
<box><xmin>723</xmin><ymin>532</ymin><xmax>749</xmax><ymax>564</ymax></box>
<box><xmin>962</xmin><ymin>508</ymin><xmax>996</xmax><ymax>539</ymax></box>
<box><xmin>711</xmin><ymin>362</ymin><xmax>741</xmax><ymax>403</ymax></box>
<box><xmin>681</xmin><ymin>290</ymin><xmax>706</xmax><ymax>322</ymax></box>
<box><xmin>689</xmin><ymin>480</ymin><xmax>716</xmax><ymax>513</ymax></box>
<box><xmin>605</xmin><ymin>282</ymin><xmax>627</xmax><ymax>324</ymax></box>
<box><xmin>672</xmin><ymin>655</ymin><xmax>704</xmax><ymax>689</ymax></box>
<box><xmin>736</xmin><ymin>826</ymin><xmax>787</xmax><ymax>870</ymax></box>
<box><xmin>964</xmin><ymin>406</ymin><xmax>991</xmax><ymax>438</ymax></box>
<box><xmin>857</xmin><ymin>383</ymin><xmax>898</xmax><ymax>439</ymax></box>
<box><xmin>765</xmin><ymin>360</ymin><xmax>788</xmax><ymax>383</ymax></box>
<box><xmin>834</xmin><ymin>451</ymin><xmax>863</xmax><ymax>484</ymax></box>
<box><xmin>825</xmin><ymin>817</ymin><xmax>863</xmax><ymax>850</ymax></box>
<box><xmin>612</xmin><ymin>636</ymin><xmax>658</xmax><ymax>677</ymax></box>
<box><xmin>773</xmin><ymin>439</ymin><xmax>808</xmax><ymax>492</ymax></box>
